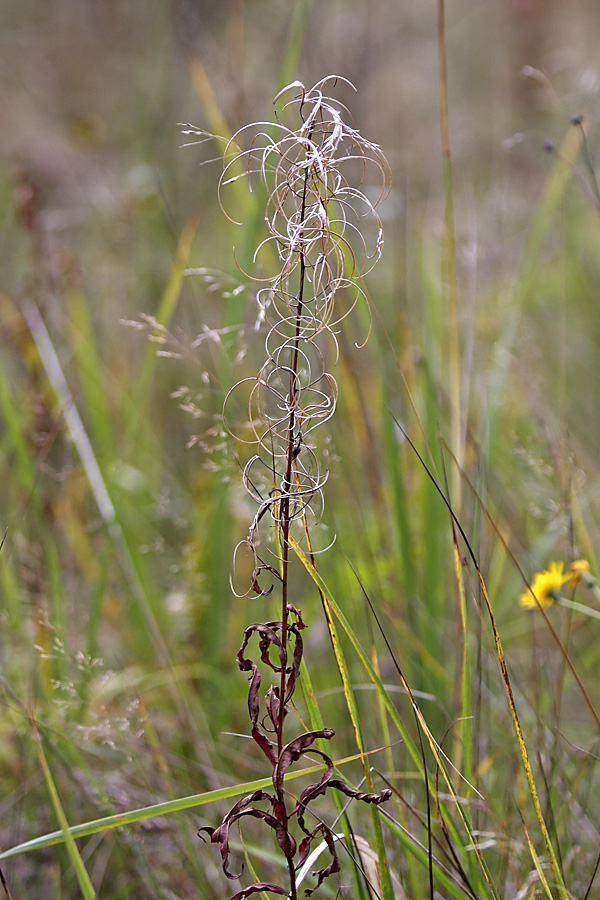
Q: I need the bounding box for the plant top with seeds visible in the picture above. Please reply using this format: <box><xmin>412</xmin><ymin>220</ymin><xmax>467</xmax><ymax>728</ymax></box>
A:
<box><xmin>195</xmin><ymin>76</ymin><xmax>391</xmax><ymax>900</ymax></box>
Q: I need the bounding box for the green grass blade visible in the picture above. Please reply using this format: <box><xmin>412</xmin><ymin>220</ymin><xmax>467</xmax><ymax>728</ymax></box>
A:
<box><xmin>381</xmin><ymin>392</ymin><xmax>416</xmax><ymax>601</ymax></box>
<box><xmin>33</xmin><ymin>723</ymin><xmax>97</xmax><ymax>899</ymax></box>
<box><xmin>298</xmin><ymin>658</ymin><xmax>371</xmax><ymax>900</ymax></box>
<box><xmin>522</xmin><ymin>819</ymin><xmax>556</xmax><ymax>900</ymax></box>
<box><xmin>289</xmin><ymin>535</ymin><xmax>499</xmax><ymax>900</ymax></box>
<box><xmin>306</xmin><ymin>563</ymin><xmax>395</xmax><ymax>900</ymax></box>
<box><xmin>0</xmin><ymin>752</ymin><xmax>379</xmax><ymax>862</ymax></box>
<box><xmin>379</xmin><ymin>809</ymin><xmax>476</xmax><ymax>900</ymax></box>
<box><xmin>476</xmin><ymin>572</ymin><xmax>568</xmax><ymax>900</ymax></box>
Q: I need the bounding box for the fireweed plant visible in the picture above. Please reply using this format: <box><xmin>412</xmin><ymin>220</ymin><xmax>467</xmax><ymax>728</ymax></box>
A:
<box><xmin>194</xmin><ymin>77</ymin><xmax>392</xmax><ymax>899</ymax></box>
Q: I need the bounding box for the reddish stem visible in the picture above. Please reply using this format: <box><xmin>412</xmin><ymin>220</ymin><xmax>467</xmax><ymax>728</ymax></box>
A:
<box><xmin>275</xmin><ymin>140</ymin><xmax>313</xmax><ymax>900</ymax></box>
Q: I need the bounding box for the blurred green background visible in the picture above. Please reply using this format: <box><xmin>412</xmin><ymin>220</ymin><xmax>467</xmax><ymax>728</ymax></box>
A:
<box><xmin>2</xmin><ymin>1</ymin><xmax>600</xmax><ymax>897</ymax></box>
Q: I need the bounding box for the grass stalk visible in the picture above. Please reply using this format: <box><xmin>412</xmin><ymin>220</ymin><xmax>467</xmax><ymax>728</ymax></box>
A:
<box><xmin>437</xmin><ymin>0</ymin><xmax>462</xmax><ymax>510</ymax></box>
<box><xmin>32</xmin><ymin>720</ymin><xmax>97</xmax><ymax>899</ymax></box>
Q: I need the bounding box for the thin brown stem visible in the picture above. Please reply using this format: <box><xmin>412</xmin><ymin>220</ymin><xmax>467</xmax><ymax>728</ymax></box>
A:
<box><xmin>275</xmin><ymin>136</ymin><xmax>313</xmax><ymax>900</ymax></box>
<box><xmin>277</xmin><ymin>133</ymin><xmax>314</xmax><ymax>746</ymax></box>
<box><xmin>0</xmin><ymin>867</ymin><xmax>14</xmax><ymax>900</ymax></box>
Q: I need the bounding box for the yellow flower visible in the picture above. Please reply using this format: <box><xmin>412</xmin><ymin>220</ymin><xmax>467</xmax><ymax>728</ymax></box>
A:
<box><xmin>569</xmin><ymin>559</ymin><xmax>595</xmax><ymax>589</ymax></box>
<box><xmin>520</xmin><ymin>562</ymin><xmax>568</xmax><ymax>609</ymax></box>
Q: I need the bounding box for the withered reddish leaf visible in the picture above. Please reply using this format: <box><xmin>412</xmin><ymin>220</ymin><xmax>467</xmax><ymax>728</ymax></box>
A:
<box><xmin>293</xmin><ymin>748</ymin><xmax>334</xmax><ymax>835</ymax></box>
<box><xmin>259</xmin><ymin>635</ymin><xmax>277</xmax><ymax>669</ymax></box>
<box><xmin>200</xmin><ymin>792</ymin><xmax>295</xmax><ymax>879</ymax></box>
<box><xmin>232</xmin><ymin>808</ymin><xmax>296</xmax><ymax>859</ymax></box>
<box><xmin>250</xmin><ymin>562</ymin><xmax>280</xmax><ymax>596</ymax></box>
<box><xmin>266</xmin><ymin>684</ymin><xmax>285</xmax><ymax>730</ymax></box>
<box><xmin>230</xmin><ymin>884</ymin><xmax>288</xmax><ymax>899</ymax></box>
<box><xmin>297</xmin><ymin>833</ymin><xmax>313</xmax><ymax>868</ymax></box>
<box><xmin>242</xmin><ymin>660</ymin><xmax>278</xmax><ymax>763</ymax></box>
<box><xmin>276</xmin><ymin>730</ymin><xmax>334</xmax><ymax>781</ymax></box>
<box><xmin>226</xmin><ymin>789</ymin><xmax>275</xmax><ymax>818</ymax></box>
<box><xmin>286</xmin><ymin>604</ymin><xmax>306</xmax><ymax>629</ymax></box>
<box><xmin>246</xmin><ymin>662</ymin><xmax>262</xmax><ymax>724</ymax></box>
<box><xmin>198</xmin><ymin>819</ymin><xmax>240</xmax><ymax>879</ymax></box>
<box><xmin>304</xmin><ymin>825</ymin><xmax>340</xmax><ymax>897</ymax></box>
<box><xmin>328</xmin><ymin>781</ymin><xmax>393</xmax><ymax>806</ymax></box>
<box><xmin>237</xmin><ymin>622</ymin><xmax>285</xmax><ymax>674</ymax></box>
<box><xmin>299</xmin><ymin>777</ymin><xmax>391</xmax><ymax>820</ymax></box>
<box><xmin>250</xmin><ymin>575</ymin><xmax>273</xmax><ymax>596</ymax></box>
<box><xmin>296</xmin><ymin>776</ymin><xmax>391</xmax><ymax>835</ymax></box>
<box><xmin>251</xmin><ymin>724</ymin><xmax>277</xmax><ymax>765</ymax></box>
<box><xmin>283</xmin><ymin>624</ymin><xmax>304</xmax><ymax>704</ymax></box>
<box><xmin>295</xmin><ymin>751</ymin><xmax>333</xmax><ymax>797</ymax></box>
<box><xmin>199</xmin><ymin>790</ymin><xmax>278</xmax><ymax>879</ymax></box>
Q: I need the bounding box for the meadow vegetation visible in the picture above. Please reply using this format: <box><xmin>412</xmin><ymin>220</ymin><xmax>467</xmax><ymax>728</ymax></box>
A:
<box><xmin>1</xmin><ymin>2</ymin><xmax>600</xmax><ymax>898</ymax></box>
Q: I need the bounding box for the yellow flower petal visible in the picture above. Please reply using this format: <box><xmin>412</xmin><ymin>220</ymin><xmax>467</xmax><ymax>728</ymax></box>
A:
<box><xmin>520</xmin><ymin>562</ymin><xmax>568</xmax><ymax>609</ymax></box>
<box><xmin>569</xmin><ymin>559</ymin><xmax>592</xmax><ymax>588</ymax></box>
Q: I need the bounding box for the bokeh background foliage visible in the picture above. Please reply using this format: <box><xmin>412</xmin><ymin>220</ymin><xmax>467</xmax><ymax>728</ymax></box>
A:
<box><xmin>2</xmin><ymin>0</ymin><xmax>600</xmax><ymax>897</ymax></box>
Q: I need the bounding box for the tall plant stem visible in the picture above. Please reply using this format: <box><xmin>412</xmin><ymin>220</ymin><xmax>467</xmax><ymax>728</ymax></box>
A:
<box><xmin>278</xmin><ymin>138</ymin><xmax>314</xmax><ymax>745</ymax></box>
<box><xmin>276</xmin><ymin>147</ymin><xmax>312</xmax><ymax>900</ymax></box>
<box><xmin>205</xmin><ymin>78</ymin><xmax>390</xmax><ymax>900</ymax></box>
<box><xmin>437</xmin><ymin>0</ymin><xmax>462</xmax><ymax>510</ymax></box>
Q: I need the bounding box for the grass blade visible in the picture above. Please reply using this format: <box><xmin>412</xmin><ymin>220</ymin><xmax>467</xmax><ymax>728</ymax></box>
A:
<box><xmin>0</xmin><ymin>751</ymin><xmax>382</xmax><ymax>863</ymax></box>
<box><xmin>32</xmin><ymin>721</ymin><xmax>97</xmax><ymax>899</ymax></box>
